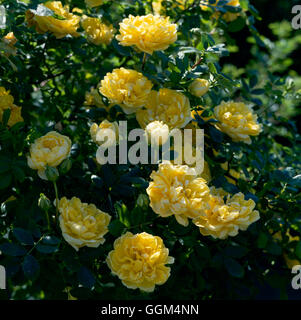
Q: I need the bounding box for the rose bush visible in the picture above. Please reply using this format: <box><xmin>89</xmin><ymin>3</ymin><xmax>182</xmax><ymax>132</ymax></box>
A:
<box><xmin>0</xmin><ymin>0</ymin><xmax>300</xmax><ymax>300</ymax></box>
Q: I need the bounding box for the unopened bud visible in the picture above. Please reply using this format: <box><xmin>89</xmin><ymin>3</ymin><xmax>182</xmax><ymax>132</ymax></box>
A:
<box><xmin>59</xmin><ymin>158</ymin><xmax>72</xmax><ymax>175</ymax></box>
<box><xmin>45</xmin><ymin>165</ymin><xmax>59</xmax><ymax>182</ymax></box>
<box><xmin>137</xmin><ymin>194</ymin><xmax>149</xmax><ymax>209</ymax></box>
<box><xmin>188</xmin><ymin>78</ymin><xmax>210</xmax><ymax>97</ymax></box>
<box><xmin>38</xmin><ymin>193</ymin><xmax>51</xmax><ymax>211</ymax></box>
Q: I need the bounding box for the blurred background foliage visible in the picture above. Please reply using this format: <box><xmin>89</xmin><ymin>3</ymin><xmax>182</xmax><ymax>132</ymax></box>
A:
<box><xmin>0</xmin><ymin>0</ymin><xmax>300</xmax><ymax>300</ymax></box>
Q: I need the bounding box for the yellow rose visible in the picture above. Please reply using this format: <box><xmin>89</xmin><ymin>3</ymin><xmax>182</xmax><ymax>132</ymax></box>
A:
<box><xmin>136</xmin><ymin>89</ymin><xmax>191</xmax><ymax>129</ymax></box>
<box><xmin>0</xmin><ymin>87</ymin><xmax>23</xmax><ymax>127</ymax></box>
<box><xmin>25</xmin><ymin>1</ymin><xmax>80</xmax><ymax>39</ymax></box>
<box><xmin>214</xmin><ymin>101</ymin><xmax>262</xmax><ymax>144</ymax></box>
<box><xmin>85</xmin><ymin>0</ymin><xmax>104</xmax><ymax>8</ymax></box>
<box><xmin>145</xmin><ymin>121</ymin><xmax>169</xmax><ymax>146</ymax></box>
<box><xmin>106</xmin><ymin>232</ymin><xmax>174</xmax><ymax>292</ymax></box>
<box><xmin>116</xmin><ymin>14</ymin><xmax>177</xmax><ymax>54</ymax></box>
<box><xmin>200</xmin><ymin>0</ymin><xmax>240</xmax><ymax>22</ymax></box>
<box><xmin>81</xmin><ymin>16</ymin><xmax>115</xmax><ymax>45</ymax></box>
<box><xmin>27</xmin><ymin>131</ymin><xmax>72</xmax><ymax>180</ymax></box>
<box><xmin>58</xmin><ymin>197</ymin><xmax>111</xmax><ymax>251</ymax></box>
<box><xmin>1</xmin><ymin>32</ymin><xmax>18</xmax><ymax>57</ymax></box>
<box><xmin>194</xmin><ymin>187</ymin><xmax>260</xmax><ymax>239</ymax></box>
<box><xmin>188</xmin><ymin>79</ymin><xmax>210</xmax><ymax>97</ymax></box>
<box><xmin>90</xmin><ymin>119</ymin><xmax>119</xmax><ymax>147</ymax></box>
<box><xmin>99</xmin><ymin>68</ymin><xmax>153</xmax><ymax>114</ymax></box>
<box><xmin>147</xmin><ymin>161</ymin><xmax>210</xmax><ymax>226</ymax></box>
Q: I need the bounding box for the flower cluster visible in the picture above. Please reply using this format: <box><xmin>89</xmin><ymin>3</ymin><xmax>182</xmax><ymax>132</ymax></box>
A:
<box><xmin>0</xmin><ymin>87</ymin><xmax>23</xmax><ymax>127</ymax></box>
<box><xmin>116</xmin><ymin>14</ymin><xmax>177</xmax><ymax>54</ymax></box>
<box><xmin>21</xmin><ymin>3</ymin><xmax>265</xmax><ymax>295</ymax></box>
<box><xmin>58</xmin><ymin>197</ymin><xmax>111</xmax><ymax>251</ymax></box>
<box><xmin>106</xmin><ymin>232</ymin><xmax>174</xmax><ymax>292</ymax></box>
<box><xmin>25</xmin><ymin>1</ymin><xmax>80</xmax><ymax>39</ymax></box>
<box><xmin>147</xmin><ymin>161</ymin><xmax>260</xmax><ymax>237</ymax></box>
<box><xmin>193</xmin><ymin>188</ymin><xmax>260</xmax><ymax>239</ymax></box>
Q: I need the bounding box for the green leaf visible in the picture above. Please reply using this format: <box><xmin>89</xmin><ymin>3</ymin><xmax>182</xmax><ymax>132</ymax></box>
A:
<box><xmin>290</xmin><ymin>175</ymin><xmax>301</xmax><ymax>188</ymax></box>
<box><xmin>0</xmin><ymin>172</ymin><xmax>12</xmax><ymax>189</ymax></box>
<box><xmin>0</xmin><ymin>242</ymin><xmax>26</xmax><ymax>256</ymax></box>
<box><xmin>196</xmin><ymin>244</ymin><xmax>211</xmax><ymax>261</ymax></box>
<box><xmin>209</xmin><ymin>125</ymin><xmax>223</xmax><ymax>143</ymax></box>
<box><xmin>42</xmin><ymin>235</ymin><xmax>61</xmax><ymax>246</ymax></box>
<box><xmin>108</xmin><ymin>220</ymin><xmax>126</xmax><ymax>237</ymax></box>
<box><xmin>224</xmin><ymin>5</ymin><xmax>241</xmax><ymax>13</ymax></box>
<box><xmin>224</xmin><ymin>257</ymin><xmax>245</xmax><ymax>278</ymax></box>
<box><xmin>45</xmin><ymin>166</ymin><xmax>59</xmax><ymax>182</ymax></box>
<box><xmin>295</xmin><ymin>242</ymin><xmax>301</xmax><ymax>260</ymax></box>
<box><xmin>239</xmin><ymin>0</ymin><xmax>249</xmax><ymax>10</ymax></box>
<box><xmin>227</xmin><ymin>17</ymin><xmax>245</xmax><ymax>32</ymax></box>
<box><xmin>22</xmin><ymin>255</ymin><xmax>40</xmax><ymax>279</ymax></box>
<box><xmin>112</xmin><ymin>39</ymin><xmax>132</xmax><ymax>57</ymax></box>
<box><xmin>257</xmin><ymin>232</ymin><xmax>268</xmax><ymax>249</ymax></box>
<box><xmin>36</xmin><ymin>243</ymin><xmax>59</xmax><ymax>254</ymax></box>
<box><xmin>0</xmin><ymin>156</ymin><xmax>10</xmax><ymax>174</ymax></box>
<box><xmin>13</xmin><ymin>228</ymin><xmax>34</xmax><ymax>246</ymax></box>
<box><xmin>266</xmin><ymin>241</ymin><xmax>282</xmax><ymax>256</ymax></box>
<box><xmin>77</xmin><ymin>266</ymin><xmax>95</xmax><ymax>289</ymax></box>
<box><xmin>2</xmin><ymin>109</ymin><xmax>11</xmax><ymax>126</ymax></box>
<box><xmin>208</xmin><ymin>62</ymin><xmax>217</xmax><ymax>74</ymax></box>
<box><xmin>101</xmin><ymin>164</ymin><xmax>115</xmax><ymax>188</ymax></box>
<box><xmin>59</xmin><ymin>159</ymin><xmax>72</xmax><ymax>175</ymax></box>
<box><xmin>114</xmin><ymin>202</ymin><xmax>131</xmax><ymax>227</ymax></box>
<box><xmin>13</xmin><ymin>167</ymin><xmax>26</xmax><ymax>182</ymax></box>
<box><xmin>251</xmin><ymin>89</ymin><xmax>265</xmax><ymax>95</ymax></box>
<box><xmin>224</xmin><ymin>245</ymin><xmax>248</xmax><ymax>258</ymax></box>
<box><xmin>248</xmin><ymin>4</ymin><xmax>260</xmax><ymax>19</ymax></box>
<box><xmin>249</xmin><ymin>75</ymin><xmax>258</xmax><ymax>88</ymax></box>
